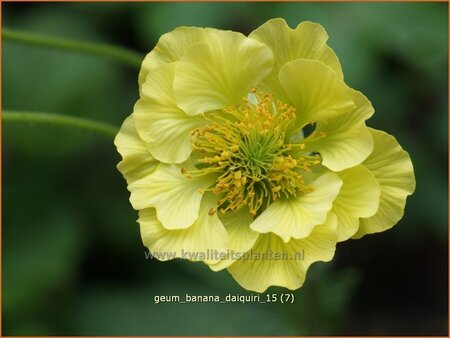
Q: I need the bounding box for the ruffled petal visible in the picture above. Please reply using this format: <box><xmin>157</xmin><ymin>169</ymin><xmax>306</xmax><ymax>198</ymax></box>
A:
<box><xmin>279</xmin><ymin>59</ymin><xmax>355</xmax><ymax>128</ymax></box>
<box><xmin>139</xmin><ymin>194</ymin><xmax>228</xmax><ymax>263</ymax></box>
<box><xmin>249</xmin><ymin>18</ymin><xmax>343</xmax><ymax>101</ymax></box>
<box><xmin>173</xmin><ymin>28</ymin><xmax>274</xmax><ymax>115</ymax></box>
<box><xmin>333</xmin><ymin>165</ymin><xmax>381</xmax><ymax>241</ymax></box>
<box><xmin>114</xmin><ymin>115</ymin><xmax>158</xmax><ymax>185</ymax></box>
<box><xmin>208</xmin><ymin>207</ymin><xmax>259</xmax><ymax>271</ymax></box>
<box><xmin>303</xmin><ymin>91</ymin><xmax>375</xmax><ymax>171</ymax></box>
<box><xmin>228</xmin><ymin>212</ymin><xmax>337</xmax><ymax>292</ymax></box>
<box><xmin>128</xmin><ymin>164</ymin><xmax>216</xmax><ymax>230</ymax></box>
<box><xmin>250</xmin><ymin>172</ymin><xmax>342</xmax><ymax>242</ymax></box>
<box><xmin>134</xmin><ymin>63</ymin><xmax>205</xmax><ymax>164</ymax></box>
<box><xmin>353</xmin><ymin>129</ymin><xmax>416</xmax><ymax>238</ymax></box>
<box><xmin>138</xmin><ymin>27</ymin><xmax>207</xmax><ymax>87</ymax></box>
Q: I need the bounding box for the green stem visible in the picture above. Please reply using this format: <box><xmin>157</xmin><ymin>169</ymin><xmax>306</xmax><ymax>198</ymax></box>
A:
<box><xmin>2</xmin><ymin>28</ymin><xmax>143</xmax><ymax>69</ymax></box>
<box><xmin>3</xmin><ymin>111</ymin><xmax>119</xmax><ymax>139</ymax></box>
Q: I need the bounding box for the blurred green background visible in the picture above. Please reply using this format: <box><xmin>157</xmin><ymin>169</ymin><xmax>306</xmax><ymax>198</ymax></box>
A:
<box><xmin>2</xmin><ymin>2</ymin><xmax>448</xmax><ymax>336</ymax></box>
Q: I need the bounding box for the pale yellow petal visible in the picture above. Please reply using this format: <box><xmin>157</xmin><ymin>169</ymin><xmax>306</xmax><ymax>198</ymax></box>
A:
<box><xmin>303</xmin><ymin>91</ymin><xmax>374</xmax><ymax>171</ymax></box>
<box><xmin>139</xmin><ymin>194</ymin><xmax>228</xmax><ymax>263</ymax></box>
<box><xmin>138</xmin><ymin>27</ymin><xmax>207</xmax><ymax>87</ymax></box>
<box><xmin>114</xmin><ymin>115</ymin><xmax>158</xmax><ymax>184</ymax></box>
<box><xmin>249</xmin><ymin>18</ymin><xmax>343</xmax><ymax>102</ymax></box>
<box><xmin>333</xmin><ymin>165</ymin><xmax>381</xmax><ymax>241</ymax></box>
<box><xmin>353</xmin><ymin>129</ymin><xmax>416</xmax><ymax>238</ymax></box>
<box><xmin>250</xmin><ymin>172</ymin><xmax>342</xmax><ymax>242</ymax></box>
<box><xmin>208</xmin><ymin>208</ymin><xmax>259</xmax><ymax>271</ymax></box>
<box><xmin>279</xmin><ymin>59</ymin><xmax>355</xmax><ymax>128</ymax></box>
<box><xmin>173</xmin><ymin>28</ymin><xmax>274</xmax><ymax>115</ymax></box>
<box><xmin>134</xmin><ymin>63</ymin><xmax>205</xmax><ymax>164</ymax></box>
<box><xmin>128</xmin><ymin>164</ymin><xmax>216</xmax><ymax>230</ymax></box>
<box><xmin>228</xmin><ymin>212</ymin><xmax>337</xmax><ymax>292</ymax></box>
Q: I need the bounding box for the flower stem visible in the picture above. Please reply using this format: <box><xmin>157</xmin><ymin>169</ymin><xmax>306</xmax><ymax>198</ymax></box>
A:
<box><xmin>3</xmin><ymin>111</ymin><xmax>119</xmax><ymax>139</ymax></box>
<box><xmin>2</xmin><ymin>28</ymin><xmax>143</xmax><ymax>69</ymax></box>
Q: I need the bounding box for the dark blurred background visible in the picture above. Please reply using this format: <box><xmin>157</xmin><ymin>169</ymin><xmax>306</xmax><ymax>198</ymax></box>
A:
<box><xmin>2</xmin><ymin>2</ymin><xmax>448</xmax><ymax>336</ymax></box>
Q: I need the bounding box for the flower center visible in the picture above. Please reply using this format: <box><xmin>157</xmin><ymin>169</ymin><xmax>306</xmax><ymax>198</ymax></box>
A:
<box><xmin>188</xmin><ymin>91</ymin><xmax>320</xmax><ymax>216</ymax></box>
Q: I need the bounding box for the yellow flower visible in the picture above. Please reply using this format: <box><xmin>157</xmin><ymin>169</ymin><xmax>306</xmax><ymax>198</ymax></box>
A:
<box><xmin>115</xmin><ymin>18</ymin><xmax>415</xmax><ymax>292</ymax></box>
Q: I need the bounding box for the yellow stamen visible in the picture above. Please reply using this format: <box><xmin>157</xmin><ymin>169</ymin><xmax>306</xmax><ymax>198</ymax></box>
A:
<box><xmin>188</xmin><ymin>91</ymin><xmax>322</xmax><ymax>215</ymax></box>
